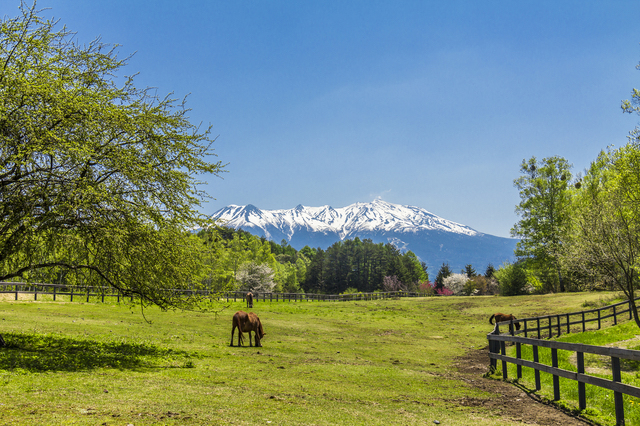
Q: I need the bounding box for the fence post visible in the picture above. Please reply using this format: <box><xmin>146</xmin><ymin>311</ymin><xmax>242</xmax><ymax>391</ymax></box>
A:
<box><xmin>566</xmin><ymin>313</ymin><xmax>570</xmax><ymax>334</ymax></box>
<box><xmin>612</xmin><ymin>357</ymin><xmax>625</xmax><ymax>425</ymax></box>
<box><xmin>552</xmin><ymin>348</ymin><xmax>560</xmax><ymax>401</ymax></box>
<box><xmin>582</xmin><ymin>312</ymin><xmax>586</xmax><ymax>333</ymax></box>
<box><xmin>488</xmin><ymin>325</ymin><xmax>500</xmax><ymax>371</ymax></box>
<box><xmin>613</xmin><ymin>305</ymin><xmax>617</xmax><ymax>326</ymax></box>
<box><xmin>537</xmin><ymin>318</ymin><xmax>541</xmax><ymax>339</ymax></box>
<box><xmin>524</xmin><ymin>319</ymin><xmax>528</xmax><ymax>338</ymax></box>
<box><xmin>516</xmin><ymin>342</ymin><xmax>522</xmax><ymax>379</ymax></box>
<box><xmin>500</xmin><ymin>340</ymin><xmax>508</xmax><ymax>380</ymax></box>
<box><xmin>533</xmin><ymin>344</ymin><xmax>541</xmax><ymax>391</ymax></box>
<box><xmin>598</xmin><ymin>309</ymin><xmax>601</xmax><ymax>329</ymax></box>
<box><xmin>577</xmin><ymin>351</ymin><xmax>586</xmax><ymax>411</ymax></box>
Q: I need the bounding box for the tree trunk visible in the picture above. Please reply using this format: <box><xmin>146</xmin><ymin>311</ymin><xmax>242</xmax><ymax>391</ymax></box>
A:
<box><xmin>631</xmin><ymin>300</ymin><xmax>640</xmax><ymax>329</ymax></box>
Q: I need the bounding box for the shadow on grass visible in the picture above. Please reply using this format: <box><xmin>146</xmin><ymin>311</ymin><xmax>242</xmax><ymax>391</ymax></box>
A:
<box><xmin>0</xmin><ymin>332</ymin><xmax>195</xmax><ymax>372</ymax></box>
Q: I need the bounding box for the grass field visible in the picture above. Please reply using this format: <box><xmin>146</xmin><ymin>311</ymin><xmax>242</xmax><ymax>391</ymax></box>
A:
<box><xmin>0</xmin><ymin>291</ymin><xmax>623</xmax><ymax>425</ymax></box>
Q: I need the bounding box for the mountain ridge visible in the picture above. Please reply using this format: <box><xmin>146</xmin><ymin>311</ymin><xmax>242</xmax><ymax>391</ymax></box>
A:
<box><xmin>211</xmin><ymin>200</ymin><xmax>517</xmax><ymax>272</ymax></box>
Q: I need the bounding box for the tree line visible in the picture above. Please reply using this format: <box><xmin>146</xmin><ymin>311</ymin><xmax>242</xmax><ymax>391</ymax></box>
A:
<box><xmin>196</xmin><ymin>226</ymin><xmax>429</xmax><ymax>295</ymax></box>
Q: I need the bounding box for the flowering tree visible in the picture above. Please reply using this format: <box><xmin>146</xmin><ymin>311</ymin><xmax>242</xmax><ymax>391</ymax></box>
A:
<box><xmin>435</xmin><ymin>287</ymin><xmax>454</xmax><ymax>296</ymax></box>
<box><xmin>418</xmin><ymin>280</ymin><xmax>435</xmax><ymax>295</ymax></box>
<box><xmin>382</xmin><ymin>275</ymin><xmax>406</xmax><ymax>292</ymax></box>
<box><xmin>236</xmin><ymin>262</ymin><xmax>275</xmax><ymax>293</ymax></box>
<box><xmin>442</xmin><ymin>273</ymin><xmax>469</xmax><ymax>295</ymax></box>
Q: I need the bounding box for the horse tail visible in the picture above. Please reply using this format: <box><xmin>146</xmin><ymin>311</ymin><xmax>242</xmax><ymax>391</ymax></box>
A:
<box><xmin>489</xmin><ymin>314</ymin><xmax>496</xmax><ymax>325</ymax></box>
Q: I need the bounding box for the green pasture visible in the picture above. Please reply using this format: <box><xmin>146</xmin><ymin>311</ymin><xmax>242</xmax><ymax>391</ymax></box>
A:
<box><xmin>0</xmin><ymin>292</ymin><xmax>619</xmax><ymax>425</ymax></box>
<box><xmin>501</xmin><ymin>319</ymin><xmax>640</xmax><ymax>425</ymax></box>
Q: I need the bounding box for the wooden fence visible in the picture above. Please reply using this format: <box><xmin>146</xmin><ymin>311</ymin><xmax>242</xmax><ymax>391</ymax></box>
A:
<box><xmin>487</xmin><ymin>298</ymin><xmax>640</xmax><ymax>425</ymax></box>
<box><xmin>491</xmin><ymin>298</ymin><xmax>636</xmax><ymax>340</ymax></box>
<box><xmin>0</xmin><ymin>282</ymin><xmax>430</xmax><ymax>304</ymax></box>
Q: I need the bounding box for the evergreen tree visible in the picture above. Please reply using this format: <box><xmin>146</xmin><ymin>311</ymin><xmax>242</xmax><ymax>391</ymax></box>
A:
<box><xmin>485</xmin><ymin>263</ymin><xmax>496</xmax><ymax>279</ymax></box>
<box><xmin>435</xmin><ymin>263</ymin><xmax>452</xmax><ymax>291</ymax></box>
<box><xmin>462</xmin><ymin>264</ymin><xmax>476</xmax><ymax>278</ymax></box>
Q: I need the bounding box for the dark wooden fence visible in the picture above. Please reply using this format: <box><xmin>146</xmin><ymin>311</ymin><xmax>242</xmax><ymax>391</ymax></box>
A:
<box><xmin>0</xmin><ymin>282</ymin><xmax>130</xmax><ymax>302</ymax></box>
<box><xmin>491</xmin><ymin>298</ymin><xmax>637</xmax><ymax>340</ymax></box>
<box><xmin>487</xmin><ymin>298</ymin><xmax>640</xmax><ymax>425</ymax></box>
<box><xmin>0</xmin><ymin>282</ymin><xmax>431</xmax><ymax>304</ymax></box>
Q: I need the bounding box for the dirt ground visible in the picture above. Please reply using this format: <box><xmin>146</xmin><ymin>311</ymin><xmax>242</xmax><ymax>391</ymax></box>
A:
<box><xmin>453</xmin><ymin>347</ymin><xmax>596</xmax><ymax>425</ymax></box>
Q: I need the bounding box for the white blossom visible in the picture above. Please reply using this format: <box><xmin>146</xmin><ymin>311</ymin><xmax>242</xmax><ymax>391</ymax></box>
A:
<box><xmin>442</xmin><ymin>273</ymin><xmax>469</xmax><ymax>295</ymax></box>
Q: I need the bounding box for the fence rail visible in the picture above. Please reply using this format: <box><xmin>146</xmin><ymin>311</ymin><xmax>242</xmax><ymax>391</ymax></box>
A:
<box><xmin>487</xmin><ymin>297</ymin><xmax>640</xmax><ymax>425</ymax></box>
<box><xmin>0</xmin><ymin>282</ymin><xmax>429</xmax><ymax>304</ymax></box>
<box><xmin>492</xmin><ymin>298</ymin><xmax>636</xmax><ymax>340</ymax></box>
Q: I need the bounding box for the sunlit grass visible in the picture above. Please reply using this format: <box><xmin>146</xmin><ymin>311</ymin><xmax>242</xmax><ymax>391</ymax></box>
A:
<box><xmin>0</xmin><ymin>291</ymin><xmax>613</xmax><ymax>425</ymax></box>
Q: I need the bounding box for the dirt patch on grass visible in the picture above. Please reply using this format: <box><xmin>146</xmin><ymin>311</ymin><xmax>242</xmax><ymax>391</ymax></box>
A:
<box><xmin>453</xmin><ymin>347</ymin><xmax>596</xmax><ymax>425</ymax></box>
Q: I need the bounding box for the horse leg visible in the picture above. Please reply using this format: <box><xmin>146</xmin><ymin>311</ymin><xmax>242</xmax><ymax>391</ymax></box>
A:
<box><xmin>230</xmin><ymin>324</ymin><xmax>236</xmax><ymax>347</ymax></box>
<box><xmin>249</xmin><ymin>330</ymin><xmax>253</xmax><ymax>347</ymax></box>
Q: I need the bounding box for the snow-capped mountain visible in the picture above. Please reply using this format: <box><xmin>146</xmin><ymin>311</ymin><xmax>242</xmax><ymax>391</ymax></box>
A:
<box><xmin>211</xmin><ymin>200</ymin><xmax>517</xmax><ymax>272</ymax></box>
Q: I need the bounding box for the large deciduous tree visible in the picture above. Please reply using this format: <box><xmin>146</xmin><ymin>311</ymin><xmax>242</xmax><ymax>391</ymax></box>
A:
<box><xmin>511</xmin><ymin>156</ymin><xmax>572</xmax><ymax>292</ymax></box>
<box><xmin>563</xmin><ymin>147</ymin><xmax>640</xmax><ymax>327</ymax></box>
<box><xmin>559</xmin><ymin>57</ymin><xmax>640</xmax><ymax>328</ymax></box>
<box><xmin>0</xmin><ymin>3</ymin><xmax>225</xmax><ymax>309</ymax></box>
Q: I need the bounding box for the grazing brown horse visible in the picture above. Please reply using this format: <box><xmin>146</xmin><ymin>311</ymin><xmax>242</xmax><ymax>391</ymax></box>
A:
<box><xmin>246</xmin><ymin>292</ymin><xmax>254</xmax><ymax>308</ymax></box>
<box><xmin>489</xmin><ymin>313</ymin><xmax>521</xmax><ymax>331</ymax></box>
<box><xmin>230</xmin><ymin>311</ymin><xmax>265</xmax><ymax>347</ymax></box>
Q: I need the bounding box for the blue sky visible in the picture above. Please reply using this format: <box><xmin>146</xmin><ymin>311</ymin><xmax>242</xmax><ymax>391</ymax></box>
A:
<box><xmin>3</xmin><ymin>1</ymin><xmax>640</xmax><ymax>238</ymax></box>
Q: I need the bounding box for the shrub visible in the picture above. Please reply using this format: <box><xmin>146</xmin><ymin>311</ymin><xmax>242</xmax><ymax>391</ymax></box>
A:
<box><xmin>463</xmin><ymin>280</ymin><xmax>478</xmax><ymax>296</ymax></box>
<box><xmin>435</xmin><ymin>287</ymin><xmax>453</xmax><ymax>296</ymax></box>
<box><xmin>418</xmin><ymin>280</ymin><xmax>435</xmax><ymax>296</ymax></box>
<box><xmin>494</xmin><ymin>262</ymin><xmax>528</xmax><ymax>296</ymax></box>
<box><xmin>467</xmin><ymin>275</ymin><xmax>499</xmax><ymax>295</ymax></box>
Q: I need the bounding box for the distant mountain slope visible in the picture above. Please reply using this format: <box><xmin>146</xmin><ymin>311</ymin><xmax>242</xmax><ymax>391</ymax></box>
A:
<box><xmin>211</xmin><ymin>199</ymin><xmax>517</xmax><ymax>272</ymax></box>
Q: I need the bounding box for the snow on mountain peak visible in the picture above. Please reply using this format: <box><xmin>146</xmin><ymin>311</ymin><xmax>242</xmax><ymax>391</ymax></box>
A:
<box><xmin>211</xmin><ymin>200</ymin><xmax>480</xmax><ymax>241</ymax></box>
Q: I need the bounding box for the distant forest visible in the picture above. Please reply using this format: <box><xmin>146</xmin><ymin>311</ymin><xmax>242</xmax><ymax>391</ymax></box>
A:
<box><xmin>196</xmin><ymin>225</ymin><xmax>428</xmax><ymax>294</ymax></box>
